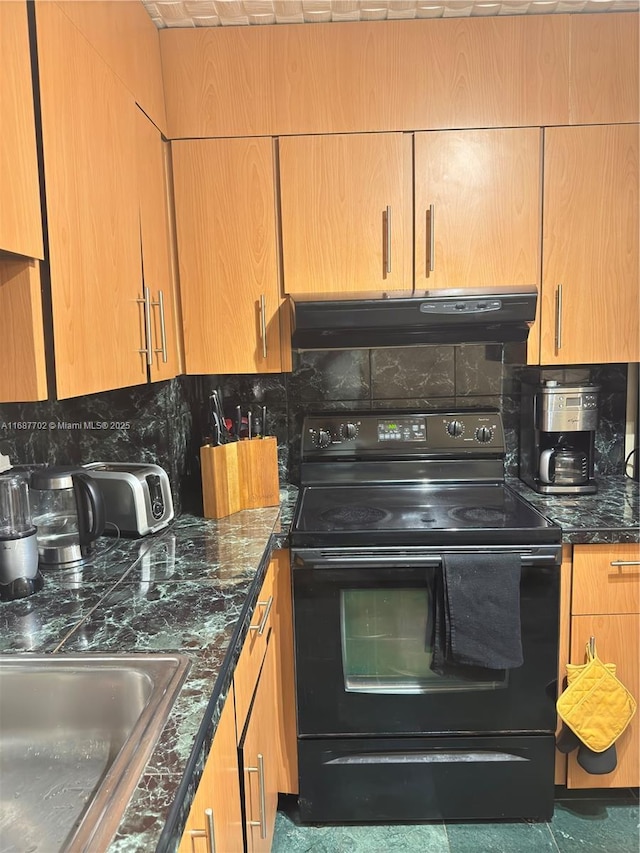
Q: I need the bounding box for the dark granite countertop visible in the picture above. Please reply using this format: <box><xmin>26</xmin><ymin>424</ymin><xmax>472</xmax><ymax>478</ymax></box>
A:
<box><xmin>0</xmin><ymin>476</ymin><xmax>637</xmax><ymax>852</ymax></box>
<box><xmin>509</xmin><ymin>475</ymin><xmax>639</xmax><ymax>545</ymax></box>
<box><xmin>0</xmin><ymin>485</ymin><xmax>299</xmax><ymax>853</ymax></box>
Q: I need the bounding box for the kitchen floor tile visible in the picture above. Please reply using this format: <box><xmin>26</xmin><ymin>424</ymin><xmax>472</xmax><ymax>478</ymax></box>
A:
<box><xmin>550</xmin><ymin>800</ymin><xmax>640</xmax><ymax>853</ymax></box>
<box><xmin>445</xmin><ymin>820</ymin><xmax>558</xmax><ymax>853</ymax></box>
<box><xmin>273</xmin><ymin>802</ymin><xmax>640</xmax><ymax>852</ymax></box>
<box><xmin>273</xmin><ymin>806</ymin><xmax>449</xmax><ymax>852</ymax></box>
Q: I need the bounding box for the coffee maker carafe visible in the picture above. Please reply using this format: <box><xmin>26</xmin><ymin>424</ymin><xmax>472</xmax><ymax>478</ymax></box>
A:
<box><xmin>519</xmin><ymin>381</ymin><xmax>599</xmax><ymax>495</ymax></box>
<box><xmin>0</xmin><ymin>472</ymin><xmax>44</xmax><ymax>600</ymax></box>
<box><xmin>30</xmin><ymin>467</ymin><xmax>105</xmax><ymax>566</ymax></box>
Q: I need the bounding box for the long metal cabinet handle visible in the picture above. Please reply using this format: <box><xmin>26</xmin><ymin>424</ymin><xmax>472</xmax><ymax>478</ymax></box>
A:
<box><xmin>151</xmin><ymin>290</ymin><xmax>168</xmax><ymax>363</ymax></box>
<box><xmin>428</xmin><ymin>203</ymin><xmax>435</xmax><ymax>273</ymax></box>
<box><xmin>246</xmin><ymin>753</ymin><xmax>267</xmax><ymax>839</ymax></box>
<box><xmin>385</xmin><ymin>206</ymin><xmax>392</xmax><ymax>275</ymax></box>
<box><xmin>248</xmin><ymin>595</ymin><xmax>273</xmax><ymax>636</ymax></box>
<box><xmin>187</xmin><ymin>807</ymin><xmax>215</xmax><ymax>853</ymax></box>
<box><xmin>259</xmin><ymin>294</ymin><xmax>268</xmax><ymax>359</ymax></box>
<box><xmin>205</xmin><ymin>808</ymin><xmax>216</xmax><ymax>853</ymax></box>
<box><xmin>610</xmin><ymin>561</ymin><xmax>640</xmax><ymax>567</ymax></box>
<box><xmin>555</xmin><ymin>284</ymin><xmax>563</xmax><ymax>352</ymax></box>
<box><xmin>137</xmin><ymin>286</ymin><xmax>153</xmax><ymax>366</ymax></box>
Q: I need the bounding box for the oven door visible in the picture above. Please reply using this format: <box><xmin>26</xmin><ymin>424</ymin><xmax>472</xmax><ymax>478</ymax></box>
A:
<box><xmin>292</xmin><ymin>546</ymin><xmax>560</xmax><ymax>738</ymax></box>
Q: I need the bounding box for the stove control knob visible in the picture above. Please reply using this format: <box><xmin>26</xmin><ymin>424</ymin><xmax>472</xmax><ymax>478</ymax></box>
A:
<box><xmin>340</xmin><ymin>422</ymin><xmax>358</xmax><ymax>441</ymax></box>
<box><xmin>446</xmin><ymin>420</ymin><xmax>464</xmax><ymax>438</ymax></box>
<box><xmin>314</xmin><ymin>429</ymin><xmax>332</xmax><ymax>449</ymax></box>
<box><xmin>475</xmin><ymin>426</ymin><xmax>494</xmax><ymax>444</ymax></box>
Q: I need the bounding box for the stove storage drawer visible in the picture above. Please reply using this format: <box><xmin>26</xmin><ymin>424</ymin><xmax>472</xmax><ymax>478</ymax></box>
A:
<box><xmin>297</xmin><ymin>735</ymin><xmax>556</xmax><ymax>823</ymax></box>
<box><xmin>571</xmin><ymin>543</ymin><xmax>640</xmax><ymax>615</ymax></box>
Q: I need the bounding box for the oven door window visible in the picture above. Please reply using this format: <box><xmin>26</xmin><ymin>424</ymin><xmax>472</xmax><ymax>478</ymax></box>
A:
<box><xmin>341</xmin><ymin>588</ymin><xmax>506</xmax><ymax>694</ymax></box>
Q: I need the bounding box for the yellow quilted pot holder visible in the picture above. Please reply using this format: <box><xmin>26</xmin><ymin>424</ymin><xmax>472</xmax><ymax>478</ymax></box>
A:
<box><xmin>557</xmin><ymin>641</ymin><xmax>637</xmax><ymax>753</ymax></box>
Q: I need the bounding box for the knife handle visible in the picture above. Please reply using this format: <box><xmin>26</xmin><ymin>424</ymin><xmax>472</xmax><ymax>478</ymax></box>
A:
<box><xmin>261</xmin><ymin>406</ymin><xmax>267</xmax><ymax>439</ymax></box>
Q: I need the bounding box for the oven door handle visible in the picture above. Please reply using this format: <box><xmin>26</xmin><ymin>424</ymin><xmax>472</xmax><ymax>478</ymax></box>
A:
<box><xmin>293</xmin><ymin>550</ymin><xmax>560</xmax><ymax>570</ymax></box>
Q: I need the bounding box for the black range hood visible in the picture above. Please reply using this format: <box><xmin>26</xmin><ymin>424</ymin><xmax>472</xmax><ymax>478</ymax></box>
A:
<box><xmin>290</xmin><ymin>286</ymin><xmax>537</xmax><ymax>350</ymax></box>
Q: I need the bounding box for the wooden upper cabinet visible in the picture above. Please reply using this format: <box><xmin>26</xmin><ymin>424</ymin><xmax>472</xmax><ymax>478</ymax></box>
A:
<box><xmin>540</xmin><ymin>124</ymin><xmax>639</xmax><ymax>366</ymax></box>
<box><xmin>36</xmin><ymin>2</ymin><xmax>147</xmax><ymax>399</ymax></box>
<box><xmin>136</xmin><ymin>109</ymin><xmax>181</xmax><ymax>382</ymax></box>
<box><xmin>570</xmin><ymin>13</ymin><xmax>639</xmax><ymax>125</ymax></box>
<box><xmin>414</xmin><ymin>129</ymin><xmax>542</xmax><ymax>290</ymax></box>
<box><xmin>160</xmin><ymin>15</ymin><xmax>569</xmax><ymax>139</ymax></box>
<box><xmin>279</xmin><ymin>133</ymin><xmax>413</xmax><ymax>294</ymax></box>
<box><xmin>54</xmin><ymin>1</ymin><xmax>167</xmax><ymax>134</ymax></box>
<box><xmin>0</xmin><ymin>259</ymin><xmax>47</xmax><ymax>402</ymax></box>
<box><xmin>0</xmin><ymin>1</ymin><xmax>43</xmax><ymax>259</ymax></box>
<box><xmin>172</xmin><ymin>137</ymin><xmax>283</xmax><ymax>374</ymax></box>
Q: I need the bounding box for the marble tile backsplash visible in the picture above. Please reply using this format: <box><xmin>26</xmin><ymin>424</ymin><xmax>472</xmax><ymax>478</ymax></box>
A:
<box><xmin>0</xmin><ymin>347</ymin><xmax>629</xmax><ymax>511</ymax></box>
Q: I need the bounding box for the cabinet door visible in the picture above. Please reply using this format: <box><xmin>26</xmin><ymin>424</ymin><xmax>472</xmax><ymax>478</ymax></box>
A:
<box><xmin>414</xmin><ymin>128</ymin><xmax>541</xmax><ymax>290</ymax></box>
<box><xmin>572</xmin><ymin>544</ymin><xmax>640</xmax><ymax>616</ymax></box>
<box><xmin>241</xmin><ymin>639</ymin><xmax>279</xmax><ymax>853</ymax></box>
<box><xmin>136</xmin><ymin>109</ymin><xmax>181</xmax><ymax>382</ymax></box>
<box><xmin>568</xmin><ymin>614</ymin><xmax>640</xmax><ymax>789</ymax></box>
<box><xmin>0</xmin><ymin>1</ymin><xmax>43</xmax><ymax>259</ymax></box>
<box><xmin>0</xmin><ymin>259</ymin><xmax>47</xmax><ymax>402</ymax></box>
<box><xmin>540</xmin><ymin>124</ymin><xmax>639</xmax><ymax>365</ymax></box>
<box><xmin>172</xmin><ymin>137</ymin><xmax>283</xmax><ymax>375</ymax></box>
<box><xmin>270</xmin><ymin>550</ymin><xmax>298</xmax><ymax>795</ymax></box>
<box><xmin>36</xmin><ymin>2</ymin><xmax>146</xmax><ymax>399</ymax></box>
<box><xmin>179</xmin><ymin>685</ymin><xmax>243</xmax><ymax>853</ymax></box>
<box><xmin>234</xmin><ymin>564</ymin><xmax>276</xmax><ymax>732</ymax></box>
<box><xmin>570</xmin><ymin>13</ymin><xmax>639</xmax><ymax>126</ymax></box>
<box><xmin>279</xmin><ymin>133</ymin><xmax>413</xmax><ymax>294</ymax></box>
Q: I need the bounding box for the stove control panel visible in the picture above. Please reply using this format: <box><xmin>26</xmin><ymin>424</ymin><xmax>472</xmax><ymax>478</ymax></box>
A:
<box><xmin>303</xmin><ymin>411</ymin><xmax>504</xmax><ymax>456</ymax></box>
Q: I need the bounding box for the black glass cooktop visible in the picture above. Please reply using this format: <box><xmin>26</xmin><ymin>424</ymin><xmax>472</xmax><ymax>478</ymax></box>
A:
<box><xmin>291</xmin><ymin>483</ymin><xmax>561</xmax><ymax>547</ymax></box>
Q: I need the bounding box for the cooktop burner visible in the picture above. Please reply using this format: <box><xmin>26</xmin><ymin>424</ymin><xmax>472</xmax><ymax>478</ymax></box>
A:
<box><xmin>447</xmin><ymin>506</ymin><xmax>508</xmax><ymax>525</ymax></box>
<box><xmin>319</xmin><ymin>506</ymin><xmax>390</xmax><ymax>527</ymax></box>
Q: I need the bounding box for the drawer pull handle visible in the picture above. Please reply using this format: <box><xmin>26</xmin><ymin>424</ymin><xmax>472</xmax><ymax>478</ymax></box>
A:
<box><xmin>610</xmin><ymin>561</ymin><xmax>640</xmax><ymax>567</ymax></box>
<box><xmin>555</xmin><ymin>284</ymin><xmax>563</xmax><ymax>352</ymax></box>
<box><xmin>259</xmin><ymin>294</ymin><xmax>268</xmax><ymax>359</ymax></box>
<box><xmin>247</xmin><ymin>753</ymin><xmax>267</xmax><ymax>839</ymax></box>
<box><xmin>428</xmin><ymin>203</ymin><xmax>435</xmax><ymax>274</ymax></box>
<box><xmin>137</xmin><ymin>285</ymin><xmax>153</xmax><ymax>366</ymax></box>
<box><xmin>249</xmin><ymin>595</ymin><xmax>273</xmax><ymax>636</ymax></box>
<box><xmin>188</xmin><ymin>808</ymin><xmax>215</xmax><ymax>853</ymax></box>
<box><xmin>151</xmin><ymin>289</ymin><xmax>169</xmax><ymax>364</ymax></box>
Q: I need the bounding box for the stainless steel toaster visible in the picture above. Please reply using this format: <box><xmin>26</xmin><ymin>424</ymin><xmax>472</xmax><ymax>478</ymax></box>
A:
<box><xmin>83</xmin><ymin>463</ymin><xmax>174</xmax><ymax>536</ymax></box>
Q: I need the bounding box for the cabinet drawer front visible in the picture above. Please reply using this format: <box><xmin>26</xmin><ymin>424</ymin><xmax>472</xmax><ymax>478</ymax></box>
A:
<box><xmin>572</xmin><ymin>544</ymin><xmax>640</xmax><ymax>615</ymax></box>
<box><xmin>234</xmin><ymin>566</ymin><xmax>275</xmax><ymax>734</ymax></box>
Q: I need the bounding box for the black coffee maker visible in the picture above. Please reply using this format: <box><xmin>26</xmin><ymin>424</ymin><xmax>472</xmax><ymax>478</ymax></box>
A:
<box><xmin>519</xmin><ymin>381</ymin><xmax>599</xmax><ymax>495</ymax></box>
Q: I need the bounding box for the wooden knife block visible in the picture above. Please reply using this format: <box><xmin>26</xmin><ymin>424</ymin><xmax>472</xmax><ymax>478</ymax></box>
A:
<box><xmin>201</xmin><ymin>438</ymin><xmax>280</xmax><ymax>519</ymax></box>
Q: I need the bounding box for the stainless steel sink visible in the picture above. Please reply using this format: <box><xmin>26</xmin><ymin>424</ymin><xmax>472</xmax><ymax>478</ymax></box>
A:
<box><xmin>0</xmin><ymin>653</ymin><xmax>190</xmax><ymax>853</ymax></box>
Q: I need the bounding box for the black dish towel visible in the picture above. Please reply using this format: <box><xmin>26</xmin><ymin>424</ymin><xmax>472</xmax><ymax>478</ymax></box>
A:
<box><xmin>431</xmin><ymin>552</ymin><xmax>523</xmax><ymax>675</ymax></box>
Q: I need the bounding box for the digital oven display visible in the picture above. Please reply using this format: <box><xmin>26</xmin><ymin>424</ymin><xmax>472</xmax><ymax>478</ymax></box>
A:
<box><xmin>377</xmin><ymin>418</ymin><xmax>426</xmax><ymax>442</ymax></box>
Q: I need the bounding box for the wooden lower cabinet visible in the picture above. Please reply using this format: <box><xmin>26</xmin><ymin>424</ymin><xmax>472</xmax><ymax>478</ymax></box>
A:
<box><xmin>179</xmin><ymin>684</ymin><xmax>243</xmax><ymax>853</ymax></box>
<box><xmin>239</xmin><ymin>638</ymin><xmax>279</xmax><ymax>853</ymax></box>
<box><xmin>568</xmin><ymin>612</ymin><xmax>640</xmax><ymax>789</ymax></box>
<box><xmin>558</xmin><ymin>543</ymin><xmax>640</xmax><ymax>790</ymax></box>
<box><xmin>180</xmin><ymin>551</ymin><xmax>296</xmax><ymax>852</ymax></box>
